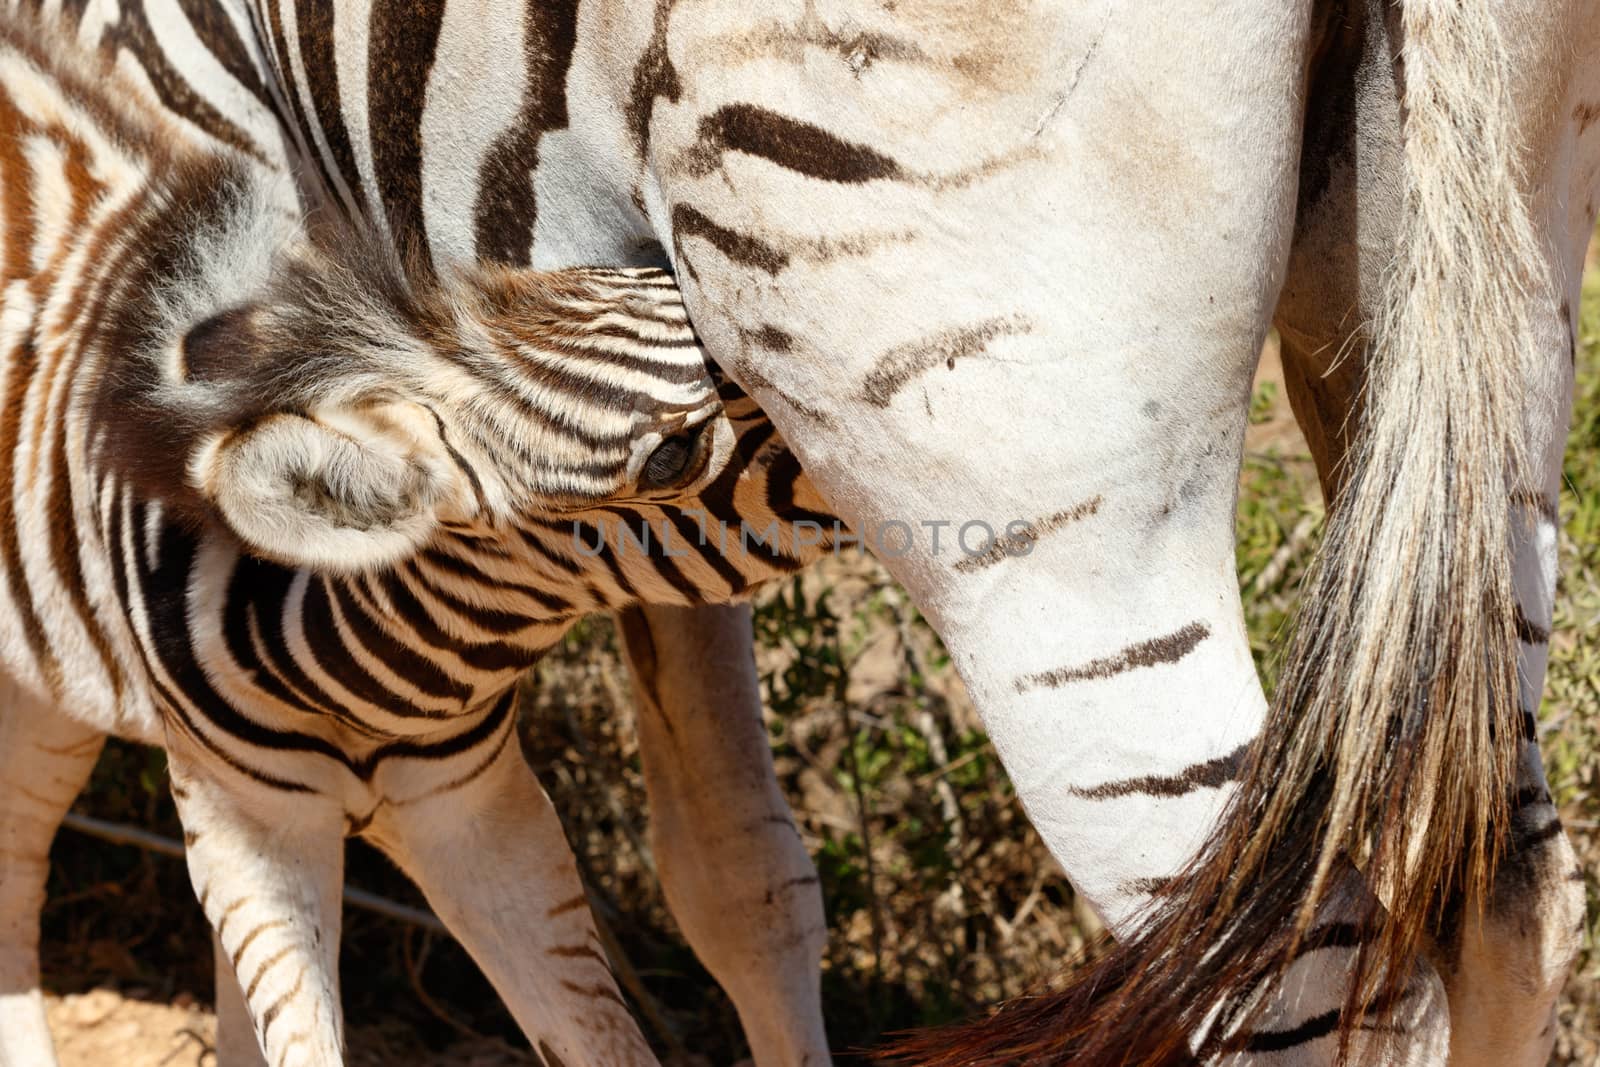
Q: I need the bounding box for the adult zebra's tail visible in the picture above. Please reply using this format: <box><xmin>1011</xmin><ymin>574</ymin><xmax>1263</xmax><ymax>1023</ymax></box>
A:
<box><xmin>888</xmin><ymin>1</ymin><xmax>1548</xmax><ymax>1063</ymax></box>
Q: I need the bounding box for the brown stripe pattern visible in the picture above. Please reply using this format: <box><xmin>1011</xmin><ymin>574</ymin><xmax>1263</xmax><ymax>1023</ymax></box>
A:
<box><xmin>1017</xmin><ymin>623</ymin><xmax>1212</xmax><ymax>693</ymax></box>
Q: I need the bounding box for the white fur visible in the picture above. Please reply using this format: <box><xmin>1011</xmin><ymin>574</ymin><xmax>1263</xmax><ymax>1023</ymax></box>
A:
<box><xmin>192</xmin><ymin>404</ymin><xmax>468</xmax><ymax>572</ymax></box>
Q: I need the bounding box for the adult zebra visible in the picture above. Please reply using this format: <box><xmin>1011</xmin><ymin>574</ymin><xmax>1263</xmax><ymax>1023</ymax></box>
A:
<box><xmin>38</xmin><ymin>0</ymin><xmax>1600</xmax><ymax>1064</ymax></box>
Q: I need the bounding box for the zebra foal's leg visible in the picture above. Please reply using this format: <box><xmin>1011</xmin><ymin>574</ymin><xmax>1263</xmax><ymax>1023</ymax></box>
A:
<box><xmin>214</xmin><ymin>930</ymin><xmax>271</xmax><ymax>1067</ymax></box>
<box><xmin>167</xmin><ymin>744</ymin><xmax>347</xmax><ymax>1067</ymax></box>
<box><xmin>0</xmin><ymin>680</ymin><xmax>104</xmax><ymax>1067</ymax></box>
<box><xmin>369</xmin><ymin>711</ymin><xmax>657</xmax><ymax>1067</ymax></box>
<box><xmin>618</xmin><ymin>603</ymin><xmax>831</xmax><ymax>1067</ymax></box>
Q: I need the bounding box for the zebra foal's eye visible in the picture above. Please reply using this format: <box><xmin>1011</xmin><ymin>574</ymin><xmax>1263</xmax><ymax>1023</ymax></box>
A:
<box><xmin>640</xmin><ymin>428</ymin><xmax>704</xmax><ymax>490</ymax></box>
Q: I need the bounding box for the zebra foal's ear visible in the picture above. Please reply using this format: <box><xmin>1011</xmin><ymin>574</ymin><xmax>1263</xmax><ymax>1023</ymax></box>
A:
<box><xmin>189</xmin><ymin>400</ymin><xmax>471</xmax><ymax>573</ymax></box>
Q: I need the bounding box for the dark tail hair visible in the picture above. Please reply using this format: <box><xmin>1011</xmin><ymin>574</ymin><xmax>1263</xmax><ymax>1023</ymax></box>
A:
<box><xmin>884</xmin><ymin>2</ymin><xmax>1547</xmax><ymax>1062</ymax></box>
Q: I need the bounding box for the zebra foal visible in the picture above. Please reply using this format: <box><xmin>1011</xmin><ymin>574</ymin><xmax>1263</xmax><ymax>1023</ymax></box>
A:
<box><xmin>0</xmin><ymin>10</ymin><xmax>835</xmax><ymax>1066</ymax></box>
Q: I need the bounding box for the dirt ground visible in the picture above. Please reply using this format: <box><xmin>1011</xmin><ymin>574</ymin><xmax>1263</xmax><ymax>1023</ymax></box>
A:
<box><xmin>45</xmin><ymin>991</ymin><xmax>214</xmax><ymax>1067</ymax></box>
<box><xmin>44</xmin><ymin>990</ymin><xmax>537</xmax><ymax>1066</ymax></box>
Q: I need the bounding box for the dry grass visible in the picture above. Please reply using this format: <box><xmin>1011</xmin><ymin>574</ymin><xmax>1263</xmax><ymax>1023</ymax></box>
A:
<box><xmin>39</xmin><ymin>299</ymin><xmax>1600</xmax><ymax>1065</ymax></box>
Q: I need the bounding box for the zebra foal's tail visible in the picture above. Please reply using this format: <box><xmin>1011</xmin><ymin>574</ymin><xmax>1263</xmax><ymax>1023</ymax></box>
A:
<box><xmin>887</xmin><ymin>1</ymin><xmax>1548</xmax><ymax>1062</ymax></box>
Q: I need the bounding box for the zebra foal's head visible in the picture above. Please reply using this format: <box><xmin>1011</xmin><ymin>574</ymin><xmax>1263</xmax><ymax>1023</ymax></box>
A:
<box><xmin>103</xmin><ymin>222</ymin><xmax>829</xmax><ymax>580</ymax></box>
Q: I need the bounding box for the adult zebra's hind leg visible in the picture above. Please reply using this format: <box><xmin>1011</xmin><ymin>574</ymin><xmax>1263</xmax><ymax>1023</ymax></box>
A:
<box><xmin>619</xmin><ymin>603</ymin><xmax>831</xmax><ymax>1067</ymax></box>
<box><xmin>0</xmin><ymin>680</ymin><xmax>104</xmax><ymax>1067</ymax></box>
<box><xmin>1270</xmin><ymin>3</ymin><xmax>1589</xmax><ymax>1059</ymax></box>
<box><xmin>1432</xmin><ymin>289</ymin><xmax>1588</xmax><ymax>1067</ymax></box>
<box><xmin>1276</xmin><ymin>321</ymin><xmax>1584</xmax><ymax>1067</ymax></box>
<box><xmin>1442</xmin><ymin>722</ymin><xmax>1584</xmax><ymax>1067</ymax></box>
